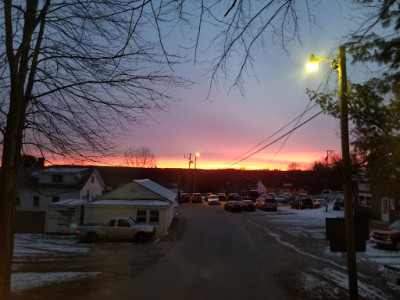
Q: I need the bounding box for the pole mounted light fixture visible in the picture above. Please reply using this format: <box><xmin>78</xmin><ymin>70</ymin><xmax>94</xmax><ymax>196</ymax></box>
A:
<box><xmin>306</xmin><ymin>54</ymin><xmax>338</xmax><ymax>73</ymax></box>
<box><xmin>306</xmin><ymin>46</ymin><xmax>358</xmax><ymax>300</ymax></box>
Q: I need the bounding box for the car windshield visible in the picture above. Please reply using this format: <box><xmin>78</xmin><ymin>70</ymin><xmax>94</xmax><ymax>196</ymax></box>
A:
<box><xmin>389</xmin><ymin>220</ymin><xmax>400</xmax><ymax>230</ymax></box>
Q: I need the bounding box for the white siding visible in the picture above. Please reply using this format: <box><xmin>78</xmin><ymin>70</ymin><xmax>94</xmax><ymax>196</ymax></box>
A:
<box><xmin>83</xmin><ymin>203</ymin><xmax>172</xmax><ymax>235</ymax></box>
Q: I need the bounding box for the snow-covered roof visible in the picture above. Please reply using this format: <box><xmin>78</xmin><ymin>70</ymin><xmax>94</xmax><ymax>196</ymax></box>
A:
<box><xmin>48</xmin><ymin>199</ymin><xmax>88</xmax><ymax>206</ymax></box>
<box><xmin>86</xmin><ymin>199</ymin><xmax>169</xmax><ymax>207</ymax></box>
<box><xmin>134</xmin><ymin>179</ymin><xmax>176</xmax><ymax>202</ymax></box>
<box><xmin>42</xmin><ymin>167</ymin><xmax>89</xmax><ymax>173</ymax></box>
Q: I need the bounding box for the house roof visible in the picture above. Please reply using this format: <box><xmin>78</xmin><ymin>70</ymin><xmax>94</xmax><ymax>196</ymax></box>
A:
<box><xmin>48</xmin><ymin>199</ymin><xmax>88</xmax><ymax>206</ymax></box>
<box><xmin>86</xmin><ymin>199</ymin><xmax>169</xmax><ymax>207</ymax></box>
<box><xmin>100</xmin><ymin>179</ymin><xmax>176</xmax><ymax>202</ymax></box>
<box><xmin>134</xmin><ymin>179</ymin><xmax>176</xmax><ymax>202</ymax></box>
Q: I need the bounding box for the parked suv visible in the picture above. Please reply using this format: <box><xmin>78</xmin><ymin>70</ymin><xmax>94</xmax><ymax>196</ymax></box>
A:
<box><xmin>291</xmin><ymin>197</ymin><xmax>314</xmax><ymax>209</ymax></box>
<box><xmin>191</xmin><ymin>193</ymin><xmax>203</xmax><ymax>203</ymax></box>
<box><xmin>256</xmin><ymin>196</ymin><xmax>277</xmax><ymax>211</ymax></box>
<box><xmin>371</xmin><ymin>220</ymin><xmax>400</xmax><ymax>250</ymax></box>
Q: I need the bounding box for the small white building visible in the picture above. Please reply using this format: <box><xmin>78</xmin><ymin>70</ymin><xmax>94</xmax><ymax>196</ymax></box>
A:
<box><xmin>45</xmin><ymin>199</ymin><xmax>87</xmax><ymax>234</ymax></box>
<box><xmin>82</xmin><ymin>179</ymin><xmax>177</xmax><ymax>236</ymax></box>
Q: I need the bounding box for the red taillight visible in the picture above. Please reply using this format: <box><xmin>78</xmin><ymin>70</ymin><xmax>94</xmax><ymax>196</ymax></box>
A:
<box><xmin>76</xmin><ymin>229</ymin><xmax>79</xmax><ymax>234</ymax></box>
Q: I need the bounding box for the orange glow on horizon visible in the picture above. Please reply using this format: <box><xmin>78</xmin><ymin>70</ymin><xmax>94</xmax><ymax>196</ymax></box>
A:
<box><xmin>44</xmin><ymin>151</ymin><xmax>326</xmax><ymax>171</ymax></box>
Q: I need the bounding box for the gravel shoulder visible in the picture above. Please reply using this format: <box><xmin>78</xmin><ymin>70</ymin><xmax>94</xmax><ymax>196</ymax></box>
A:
<box><xmin>10</xmin><ymin>216</ymin><xmax>186</xmax><ymax>300</ymax></box>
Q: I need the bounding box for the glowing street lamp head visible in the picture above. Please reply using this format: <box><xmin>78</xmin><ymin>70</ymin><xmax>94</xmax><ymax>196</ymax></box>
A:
<box><xmin>306</xmin><ymin>54</ymin><xmax>319</xmax><ymax>72</ymax></box>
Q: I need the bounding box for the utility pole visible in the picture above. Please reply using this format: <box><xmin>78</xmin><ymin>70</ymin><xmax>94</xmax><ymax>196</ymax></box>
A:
<box><xmin>338</xmin><ymin>45</ymin><xmax>358</xmax><ymax>300</ymax></box>
<box><xmin>184</xmin><ymin>154</ymin><xmax>193</xmax><ymax>194</ymax></box>
<box><xmin>307</xmin><ymin>46</ymin><xmax>358</xmax><ymax>299</ymax></box>
<box><xmin>324</xmin><ymin>150</ymin><xmax>334</xmax><ymax>189</ymax></box>
<box><xmin>185</xmin><ymin>153</ymin><xmax>193</xmax><ymax>169</ymax></box>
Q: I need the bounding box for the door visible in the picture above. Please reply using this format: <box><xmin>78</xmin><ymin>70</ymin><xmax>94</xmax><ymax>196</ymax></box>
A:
<box><xmin>381</xmin><ymin>197</ymin><xmax>390</xmax><ymax>222</ymax></box>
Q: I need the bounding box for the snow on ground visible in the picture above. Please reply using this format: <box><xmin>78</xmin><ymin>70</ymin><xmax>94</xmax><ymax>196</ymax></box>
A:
<box><xmin>10</xmin><ymin>205</ymin><xmax>400</xmax><ymax>296</ymax></box>
<box><xmin>11</xmin><ymin>233</ymin><xmax>96</xmax><ymax>292</ymax></box>
<box><xmin>249</xmin><ymin>204</ymin><xmax>400</xmax><ymax>299</ymax></box>
<box><xmin>11</xmin><ymin>272</ymin><xmax>100</xmax><ymax>293</ymax></box>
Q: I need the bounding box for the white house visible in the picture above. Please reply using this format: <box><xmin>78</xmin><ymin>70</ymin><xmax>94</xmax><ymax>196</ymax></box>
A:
<box><xmin>82</xmin><ymin>179</ymin><xmax>177</xmax><ymax>235</ymax></box>
<box><xmin>16</xmin><ymin>167</ymin><xmax>105</xmax><ymax>233</ymax></box>
<box><xmin>17</xmin><ymin>167</ymin><xmax>105</xmax><ymax>211</ymax></box>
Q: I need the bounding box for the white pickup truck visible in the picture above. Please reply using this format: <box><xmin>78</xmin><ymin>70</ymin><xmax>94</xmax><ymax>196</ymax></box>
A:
<box><xmin>76</xmin><ymin>216</ymin><xmax>156</xmax><ymax>243</ymax></box>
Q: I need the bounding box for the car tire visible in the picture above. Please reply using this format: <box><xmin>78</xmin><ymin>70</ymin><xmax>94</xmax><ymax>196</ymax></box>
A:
<box><xmin>135</xmin><ymin>232</ymin><xmax>147</xmax><ymax>243</ymax></box>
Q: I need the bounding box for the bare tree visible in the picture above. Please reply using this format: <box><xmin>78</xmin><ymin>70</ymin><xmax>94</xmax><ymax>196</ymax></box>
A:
<box><xmin>190</xmin><ymin>0</ymin><xmax>312</xmax><ymax>94</ymax></box>
<box><xmin>0</xmin><ymin>1</ymin><xmax>189</xmax><ymax>297</ymax></box>
<box><xmin>125</xmin><ymin>147</ymin><xmax>157</xmax><ymax>168</ymax></box>
<box><xmin>287</xmin><ymin>162</ymin><xmax>299</xmax><ymax>171</ymax></box>
<box><xmin>0</xmin><ymin>1</ymin><xmax>315</xmax><ymax>297</ymax></box>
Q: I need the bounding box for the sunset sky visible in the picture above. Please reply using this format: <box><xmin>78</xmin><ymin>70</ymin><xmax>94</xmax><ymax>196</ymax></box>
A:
<box><xmin>75</xmin><ymin>2</ymin><xmax>367</xmax><ymax>170</ymax></box>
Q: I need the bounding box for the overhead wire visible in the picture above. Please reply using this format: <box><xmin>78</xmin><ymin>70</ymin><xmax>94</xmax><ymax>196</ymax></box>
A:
<box><xmin>223</xmin><ymin>66</ymin><xmax>337</xmax><ymax>168</ymax></box>
<box><xmin>224</xmin><ymin>108</ymin><xmax>327</xmax><ymax>168</ymax></box>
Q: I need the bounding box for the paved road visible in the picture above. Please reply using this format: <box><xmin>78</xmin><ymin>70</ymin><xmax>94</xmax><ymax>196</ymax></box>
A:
<box><xmin>90</xmin><ymin>204</ymin><xmax>298</xmax><ymax>300</ymax></box>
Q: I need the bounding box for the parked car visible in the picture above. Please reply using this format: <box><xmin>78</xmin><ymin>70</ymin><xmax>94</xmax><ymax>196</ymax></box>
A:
<box><xmin>291</xmin><ymin>197</ymin><xmax>314</xmax><ymax>209</ymax></box>
<box><xmin>207</xmin><ymin>194</ymin><xmax>220</xmax><ymax>205</ymax></box>
<box><xmin>256</xmin><ymin>196</ymin><xmax>277</xmax><ymax>211</ymax></box>
<box><xmin>333</xmin><ymin>199</ymin><xmax>344</xmax><ymax>210</ymax></box>
<box><xmin>314</xmin><ymin>197</ymin><xmax>327</xmax><ymax>208</ymax></box>
<box><xmin>191</xmin><ymin>193</ymin><xmax>203</xmax><ymax>203</ymax></box>
<box><xmin>275</xmin><ymin>194</ymin><xmax>290</xmax><ymax>204</ymax></box>
<box><xmin>312</xmin><ymin>199</ymin><xmax>321</xmax><ymax>208</ymax></box>
<box><xmin>241</xmin><ymin>199</ymin><xmax>256</xmax><ymax>211</ymax></box>
<box><xmin>204</xmin><ymin>192</ymin><xmax>213</xmax><ymax>201</ymax></box>
<box><xmin>76</xmin><ymin>216</ymin><xmax>156</xmax><ymax>243</ymax></box>
<box><xmin>224</xmin><ymin>200</ymin><xmax>242</xmax><ymax>212</ymax></box>
<box><xmin>217</xmin><ymin>192</ymin><xmax>227</xmax><ymax>202</ymax></box>
<box><xmin>249</xmin><ymin>190</ymin><xmax>259</xmax><ymax>201</ymax></box>
<box><xmin>228</xmin><ymin>193</ymin><xmax>241</xmax><ymax>201</ymax></box>
<box><xmin>370</xmin><ymin>220</ymin><xmax>400</xmax><ymax>250</ymax></box>
<box><xmin>179</xmin><ymin>192</ymin><xmax>190</xmax><ymax>203</ymax></box>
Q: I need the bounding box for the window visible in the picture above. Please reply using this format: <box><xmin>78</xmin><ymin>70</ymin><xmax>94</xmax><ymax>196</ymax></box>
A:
<box><xmin>52</xmin><ymin>174</ymin><xmax>63</xmax><ymax>183</ymax></box>
<box><xmin>118</xmin><ymin>219</ymin><xmax>130</xmax><ymax>227</ymax></box>
<box><xmin>136</xmin><ymin>210</ymin><xmax>147</xmax><ymax>223</ymax></box>
<box><xmin>33</xmin><ymin>196</ymin><xmax>40</xmax><ymax>208</ymax></box>
<box><xmin>52</xmin><ymin>196</ymin><xmax>60</xmax><ymax>203</ymax></box>
<box><xmin>149</xmin><ymin>210</ymin><xmax>159</xmax><ymax>223</ymax></box>
<box><xmin>109</xmin><ymin>219</ymin><xmax>116</xmax><ymax>227</ymax></box>
<box><xmin>359</xmin><ymin>194</ymin><xmax>372</xmax><ymax>207</ymax></box>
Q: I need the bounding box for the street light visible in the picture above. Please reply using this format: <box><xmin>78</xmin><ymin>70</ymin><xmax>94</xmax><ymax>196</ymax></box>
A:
<box><xmin>307</xmin><ymin>46</ymin><xmax>358</xmax><ymax>300</ymax></box>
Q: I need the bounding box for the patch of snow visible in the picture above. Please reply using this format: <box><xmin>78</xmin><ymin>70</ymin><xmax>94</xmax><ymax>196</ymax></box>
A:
<box><xmin>312</xmin><ymin>268</ymin><xmax>393</xmax><ymax>300</ymax></box>
<box><xmin>249</xmin><ymin>205</ymin><xmax>400</xmax><ymax>298</ymax></box>
<box><xmin>11</xmin><ymin>272</ymin><xmax>100</xmax><ymax>292</ymax></box>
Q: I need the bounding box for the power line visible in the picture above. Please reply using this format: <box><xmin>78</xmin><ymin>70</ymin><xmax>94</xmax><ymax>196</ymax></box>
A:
<box><xmin>224</xmin><ymin>108</ymin><xmax>327</xmax><ymax>168</ymax></box>
<box><xmin>223</xmin><ymin>67</ymin><xmax>337</xmax><ymax>168</ymax></box>
<box><xmin>222</xmin><ymin>102</ymin><xmax>320</xmax><ymax>167</ymax></box>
